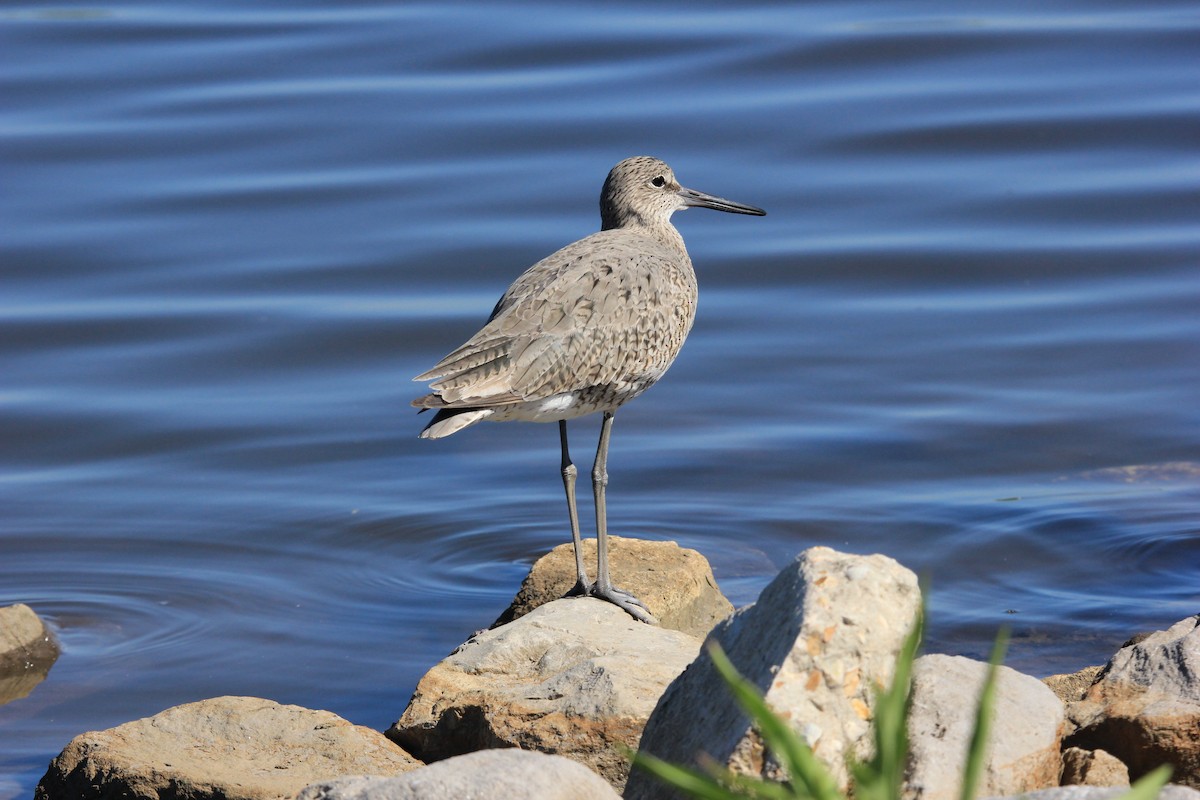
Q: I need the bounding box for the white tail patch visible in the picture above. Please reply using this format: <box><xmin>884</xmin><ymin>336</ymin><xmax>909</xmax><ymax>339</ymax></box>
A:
<box><xmin>418</xmin><ymin>409</ymin><xmax>494</xmax><ymax>439</ymax></box>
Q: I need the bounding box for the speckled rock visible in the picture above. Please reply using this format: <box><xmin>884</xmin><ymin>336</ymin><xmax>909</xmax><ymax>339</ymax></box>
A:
<box><xmin>1045</xmin><ymin>665</ymin><xmax>1103</xmax><ymax>706</ymax></box>
<box><xmin>624</xmin><ymin>546</ymin><xmax>921</xmax><ymax>800</ymax></box>
<box><xmin>36</xmin><ymin>696</ymin><xmax>421</xmax><ymax>800</ymax></box>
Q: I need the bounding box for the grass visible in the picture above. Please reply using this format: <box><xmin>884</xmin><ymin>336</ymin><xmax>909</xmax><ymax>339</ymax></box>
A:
<box><xmin>631</xmin><ymin>609</ymin><xmax>1172</xmax><ymax>800</ymax></box>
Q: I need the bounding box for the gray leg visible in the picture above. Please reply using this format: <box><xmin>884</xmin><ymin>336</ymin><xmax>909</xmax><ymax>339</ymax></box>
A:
<box><xmin>559</xmin><ymin>420</ymin><xmax>589</xmax><ymax>594</ymax></box>
<box><xmin>590</xmin><ymin>412</ymin><xmax>657</xmax><ymax>624</ymax></box>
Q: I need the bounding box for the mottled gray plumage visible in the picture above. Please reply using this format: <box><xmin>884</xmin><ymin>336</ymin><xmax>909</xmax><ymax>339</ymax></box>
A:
<box><xmin>413</xmin><ymin>156</ymin><xmax>765</xmax><ymax>622</ymax></box>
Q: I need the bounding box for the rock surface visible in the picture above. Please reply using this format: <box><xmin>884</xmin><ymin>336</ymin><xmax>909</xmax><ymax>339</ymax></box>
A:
<box><xmin>36</xmin><ymin>696</ymin><xmax>421</xmax><ymax>800</ymax></box>
<box><xmin>1066</xmin><ymin>615</ymin><xmax>1200</xmax><ymax>788</ymax></box>
<box><xmin>904</xmin><ymin>654</ymin><xmax>1064</xmax><ymax>800</ymax></box>
<box><xmin>492</xmin><ymin>535</ymin><xmax>733</xmax><ymax>639</ymax></box>
<box><xmin>0</xmin><ymin>603</ymin><xmax>60</xmax><ymax>706</ymax></box>
<box><xmin>624</xmin><ymin>546</ymin><xmax>921</xmax><ymax>800</ymax></box>
<box><xmin>1045</xmin><ymin>665</ymin><xmax>1103</xmax><ymax>705</ymax></box>
<box><xmin>297</xmin><ymin>748</ymin><xmax>621</xmax><ymax>800</ymax></box>
<box><xmin>984</xmin><ymin>787</ymin><xmax>1200</xmax><ymax>800</ymax></box>
<box><xmin>388</xmin><ymin>597</ymin><xmax>702</xmax><ymax>791</ymax></box>
<box><xmin>1061</xmin><ymin>747</ymin><xmax>1130</xmax><ymax>787</ymax></box>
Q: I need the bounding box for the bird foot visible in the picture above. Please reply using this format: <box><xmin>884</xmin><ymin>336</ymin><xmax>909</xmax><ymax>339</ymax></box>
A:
<box><xmin>588</xmin><ymin>583</ymin><xmax>659</xmax><ymax>625</ymax></box>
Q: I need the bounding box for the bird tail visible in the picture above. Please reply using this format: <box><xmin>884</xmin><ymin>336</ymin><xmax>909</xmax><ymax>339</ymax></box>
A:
<box><xmin>418</xmin><ymin>407</ymin><xmax>494</xmax><ymax>439</ymax></box>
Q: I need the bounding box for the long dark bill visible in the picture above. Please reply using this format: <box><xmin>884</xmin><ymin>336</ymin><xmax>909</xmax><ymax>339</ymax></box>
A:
<box><xmin>678</xmin><ymin>186</ymin><xmax>766</xmax><ymax>216</ymax></box>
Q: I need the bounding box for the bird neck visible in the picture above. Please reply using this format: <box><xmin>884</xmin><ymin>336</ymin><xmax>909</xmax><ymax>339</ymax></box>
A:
<box><xmin>602</xmin><ymin>216</ymin><xmax>688</xmax><ymax>254</ymax></box>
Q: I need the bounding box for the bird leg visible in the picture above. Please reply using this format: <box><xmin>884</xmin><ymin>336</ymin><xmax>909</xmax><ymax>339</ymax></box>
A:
<box><xmin>559</xmin><ymin>420</ymin><xmax>589</xmax><ymax>595</ymax></box>
<box><xmin>590</xmin><ymin>412</ymin><xmax>658</xmax><ymax>624</ymax></box>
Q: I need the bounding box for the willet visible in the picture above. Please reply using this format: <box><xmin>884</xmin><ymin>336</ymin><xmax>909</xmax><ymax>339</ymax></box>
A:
<box><xmin>412</xmin><ymin>156</ymin><xmax>765</xmax><ymax>624</ymax></box>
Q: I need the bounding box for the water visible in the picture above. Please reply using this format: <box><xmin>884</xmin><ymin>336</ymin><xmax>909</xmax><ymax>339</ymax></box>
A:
<box><xmin>2</xmin><ymin>1</ymin><xmax>1199</xmax><ymax>795</ymax></box>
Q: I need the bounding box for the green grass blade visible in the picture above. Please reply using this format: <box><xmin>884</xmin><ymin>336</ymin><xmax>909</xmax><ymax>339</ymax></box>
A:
<box><xmin>880</xmin><ymin>607</ymin><xmax>923</xmax><ymax>786</ymax></box>
<box><xmin>707</xmin><ymin>642</ymin><xmax>844</xmax><ymax>800</ymax></box>
<box><xmin>699</xmin><ymin>762</ymin><xmax>801</xmax><ymax>800</ymax></box>
<box><xmin>1118</xmin><ymin>764</ymin><xmax>1173</xmax><ymax>800</ymax></box>
<box><xmin>629</xmin><ymin>748</ymin><xmax>749</xmax><ymax>800</ymax></box>
<box><xmin>958</xmin><ymin>628</ymin><xmax>1009</xmax><ymax>800</ymax></box>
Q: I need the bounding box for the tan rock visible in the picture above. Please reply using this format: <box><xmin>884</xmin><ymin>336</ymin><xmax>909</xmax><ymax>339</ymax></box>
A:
<box><xmin>0</xmin><ymin>603</ymin><xmax>59</xmax><ymax>706</ymax></box>
<box><xmin>1044</xmin><ymin>665</ymin><xmax>1103</xmax><ymax>705</ymax></box>
<box><xmin>492</xmin><ymin>535</ymin><xmax>733</xmax><ymax>639</ymax></box>
<box><xmin>1066</xmin><ymin>615</ymin><xmax>1200</xmax><ymax>788</ymax></box>
<box><xmin>389</xmin><ymin>598</ymin><xmax>701</xmax><ymax>792</ymax></box>
<box><xmin>297</xmin><ymin>749</ymin><xmax>621</xmax><ymax>799</ymax></box>
<box><xmin>36</xmin><ymin>696</ymin><xmax>420</xmax><ymax>800</ymax></box>
<box><xmin>904</xmin><ymin>654</ymin><xmax>1065</xmax><ymax>800</ymax></box>
<box><xmin>1061</xmin><ymin>747</ymin><xmax>1129</xmax><ymax>787</ymax></box>
<box><xmin>624</xmin><ymin>546</ymin><xmax>922</xmax><ymax>800</ymax></box>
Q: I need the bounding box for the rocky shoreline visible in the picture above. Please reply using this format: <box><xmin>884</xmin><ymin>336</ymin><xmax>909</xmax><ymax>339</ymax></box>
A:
<box><xmin>6</xmin><ymin>539</ymin><xmax>1198</xmax><ymax>800</ymax></box>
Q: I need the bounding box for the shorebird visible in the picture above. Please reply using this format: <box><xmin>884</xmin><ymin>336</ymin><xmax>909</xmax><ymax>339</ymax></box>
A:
<box><xmin>412</xmin><ymin>156</ymin><xmax>765</xmax><ymax>623</ymax></box>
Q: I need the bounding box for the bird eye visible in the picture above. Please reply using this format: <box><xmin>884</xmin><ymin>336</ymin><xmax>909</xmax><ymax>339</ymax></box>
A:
<box><xmin>650</xmin><ymin>176</ymin><xmax>666</xmax><ymax>188</ymax></box>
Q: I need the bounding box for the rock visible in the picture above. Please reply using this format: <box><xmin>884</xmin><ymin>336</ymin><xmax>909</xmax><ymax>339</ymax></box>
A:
<box><xmin>1061</xmin><ymin>747</ymin><xmax>1130</xmax><ymax>787</ymax></box>
<box><xmin>0</xmin><ymin>603</ymin><xmax>59</xmax><ymax>667</ymax></box>
<box><xmin>1066</xmin><ymin>615</ymin><xmax>1200</xmax><ymax>788</ymax></box>
<box><xmin>492</xmin><ymin>535</ymin><xmax>733</xmax><ymax>639</ymax></box>
<box><xmin>904</xmin><ymin>654</ymin><xmax>1064</xmax><ymax>800</ymax></box>
<box><xmin>624</xmin><ymin>546</ymin><xmax>921</xmax><ymax>800</ymax></box>
<box><xmin>1044</xmin><ymin>666</ymin><xmax>1103</xmax><ymax>705</ymax></box>
<box><xmin>388</xmin><ymin>598</ymin><xmax>701</xmax><ymax>791</ymax></box>
<box><xmin>0</xmin><ymin>603</ymin><xmax>60</xmax><ymax>706</ymax></box>
<box><xmin>984</xmin><ymin>786</ymin><xmax>1200</xmax><ymax>800</ymax></box>
<box><xmin>1095</xmin><ymin>617</ymin><xmax>1200</xmax><ymax>701</ymax></box>
<box><xmin>36</xmin><ymin>696</ymin><xmax>421</xmax><ymax>800</ymax></box>
<box><xmin>297</xmin><ymin>749</ymin><xmax>621</xmax><ymax>800</ymax></box>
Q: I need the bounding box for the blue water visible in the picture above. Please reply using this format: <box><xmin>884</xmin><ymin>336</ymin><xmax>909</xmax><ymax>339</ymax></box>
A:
<box><xmin>2</xmin><ymin>2</ymin><xmax>1199</xmax><ymax>795</ymax></box>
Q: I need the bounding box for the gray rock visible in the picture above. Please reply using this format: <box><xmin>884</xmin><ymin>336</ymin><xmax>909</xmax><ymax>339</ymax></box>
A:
<box><xmin>983</xmin><ymin>786</ymin><xmax>1200</xmax><ymax>800</ymax></box>
<box><xmin>1061</xmin><ymin>747</ymin><xmax>1130</xmax><ymax>787</ymax></box>
<box><xmin>0</xmin><ymin>603</ymin><xmax>59</xmax><ymax>706</ymax></box>
<box><xmin>904</xmin><ymin>654</ymin><xmax>1064</xmax><ymax>800</ymax></box>
<box><xmin>388</xmin><ymin>598</ymin><xmax>701</xmax><ymax>791</ymax></box>
<box><xmin>298</xmin><ymin>749</ymin><xmax>620</xmax><ymax>800</ymax></box>
<box><xmin>36</xmin><ymin>696</ymin><xmax>421</xmax><ymax>800</ymax></box>
<box><xmin>1098</xmin><ymin>616</ymin><xmax>1200</xmax><ymax>702</ymax></box>
<box><xmin>1067</xmin><ymin>615</ymin><xmax>1200</xmax><ymax>788</ymax></box>
<box><xmin>624</xmin><ymin>546</ymin><xmax>921</xmax><ymax>800</ymax></box>
<box><xmin>492</xmin><ymin>535</ymin><xmax>733</xmax><ymax>639</ymax></box>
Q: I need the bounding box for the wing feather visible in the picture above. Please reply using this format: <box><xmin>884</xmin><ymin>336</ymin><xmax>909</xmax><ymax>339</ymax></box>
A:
<box><xmin>412</xmin><ymin>229</ymin><xmax>695</xmax><ymax>410</ymax></box>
